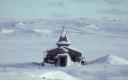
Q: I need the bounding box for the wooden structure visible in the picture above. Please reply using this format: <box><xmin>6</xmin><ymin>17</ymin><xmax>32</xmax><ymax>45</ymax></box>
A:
<box><xmin>43</xmin><ymin>27</ymin><xmax>86</xmax><ymax>67</ymax></box>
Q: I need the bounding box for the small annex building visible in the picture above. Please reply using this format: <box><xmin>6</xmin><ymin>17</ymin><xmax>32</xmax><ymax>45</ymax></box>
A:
<box><xmin>43</xmin><ymin>28</ymin><xmax>86</xmax><ymax>67</ymax></box>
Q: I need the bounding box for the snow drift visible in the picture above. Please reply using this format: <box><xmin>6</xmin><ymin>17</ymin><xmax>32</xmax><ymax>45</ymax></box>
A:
<box><xmin>40</xmin><ymin>71</ymin><xmax>78</xmax><ymax>80</ymax></box>
<box><xmin>0</xmin><ymin>62</ymin><xmax>41</xmax><ymax>68</ymax></box>
<box><xmin>0</xmin><ymin>29</ymin><xmax>15</xmax><ymax>34</ymax></box>
<box><xmin>89</xmin><ymin>54</ymin><xmax>128</xmax><ymax>65</ymax></box>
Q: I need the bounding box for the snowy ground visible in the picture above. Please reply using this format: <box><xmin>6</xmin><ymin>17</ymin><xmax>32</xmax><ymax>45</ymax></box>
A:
<box><xmin>0</xmin><ymin>19</ymin><xmax>128</xmax><ymax>80</ymax></box>
<box><xmin>0</xmin><ymin>63</ymin><xmax>128</xmax><ymax>80</ymax></box>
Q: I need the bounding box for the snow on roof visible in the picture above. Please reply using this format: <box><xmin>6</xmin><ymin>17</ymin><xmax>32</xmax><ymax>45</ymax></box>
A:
<box><xmin>66</xmin><ymin>47</ymin><xmax>82</xmax><ymax>53</ymax></box>
<box><xmin>56</xmin><ymin>41</ymin><xmax>70</xmax><ymax>45</ymax></box>
<box><xmin>57</xmin><ymin>53</ymin><xmax>69</xmax><ymax>56</ymax></box>
<box><xmin>44</xmin><ymin>46</ymin><xmax>82</xmax><ymax>55</ymax></box>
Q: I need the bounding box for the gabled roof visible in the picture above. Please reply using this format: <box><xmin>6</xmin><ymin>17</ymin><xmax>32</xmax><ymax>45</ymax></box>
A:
<box><xmin>45</xmin><ymin>47</ymin><xmax>82</xmax><ymax>56</ymax></box>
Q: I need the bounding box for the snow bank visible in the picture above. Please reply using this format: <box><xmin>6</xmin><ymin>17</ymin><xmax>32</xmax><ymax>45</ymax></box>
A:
<box><xmin>0</xmin><ymin>62</ymin><xmax>41</xmax><ymax>68</ymax></box>
<box><xmin>0</xmin><ymin>29</ymin><xmax>15</xmax><ymax>34</ymax></box>
<box><xmin>34</xmin><ymin>29</ymin><xmax>51</xmax><ymax>34</ymax></box>
<box><xmin>40</xmin><ymin>71</ymin><xmax>78</xmax><ymax>80</ymax></box>
<box><xmin>0</xmin><ymin>28</ymin><xmax>52</xmax><ymax>36</ymax></box>
<box><xmin>14</xmin><ymin>22</ymin><xmax>26</xmax><ymax>28</ymax></box>
<box><xmin>89</xmin><ymin>54</ymin><xmax>128</xmax><ymax>65</ymax></box>
<box><xmin>85</xmin><ymin>24</ymin><xmax>99</xmax><ymax>30</ymax></box>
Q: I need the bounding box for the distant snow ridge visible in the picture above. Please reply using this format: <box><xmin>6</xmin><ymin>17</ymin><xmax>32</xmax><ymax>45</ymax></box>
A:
<box><xmin>89</xmin><ymin>54</ymin><xmax>128</xmax><ymax>65</ymax></box>
<box><xmin>34</xmin><ymin>29</ymin><xmax>51</xmax><ymax>34</ymax></box>
<box><xmin>0</xmin><ymin>29</ymin><xmax>15</xmax><ymax>34</ymax></box>
<box><xmin>9</xmin><ymin>29</ymin><xmax>37</xmax><ymax>36</ymax></box>
<box><xmin>85</xmin><ymin>24</ymin><xmax>99</xmax><ymax>30</ymax></box>
<box><xmin>15</xmin><ymin>22</ymin><xmax>26</xmax><ymax>28</ymax></box>
<box><xmin>0</xmin><ymin>28</ymin><xmax>52</xmax><ymax>36</ymax></box>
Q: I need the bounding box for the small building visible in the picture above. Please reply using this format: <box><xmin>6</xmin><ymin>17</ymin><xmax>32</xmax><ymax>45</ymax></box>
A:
<box><xmin>43</xmin><ymin>28</ymin><xmax>86</xmax><ymax>67</ymax></box>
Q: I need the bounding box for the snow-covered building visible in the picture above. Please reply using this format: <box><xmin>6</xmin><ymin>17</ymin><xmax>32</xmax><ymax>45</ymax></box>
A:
<box><xmin>43</xmin><ymin>27</ymin><xmax>86</xmax><ymax>67</ymax></box>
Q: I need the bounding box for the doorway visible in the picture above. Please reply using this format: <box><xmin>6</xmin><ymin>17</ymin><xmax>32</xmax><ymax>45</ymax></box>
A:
<box><xmin>58</xmin><ymin>56</ymin><xmax>67</xmax><ymax>67</ymax></box>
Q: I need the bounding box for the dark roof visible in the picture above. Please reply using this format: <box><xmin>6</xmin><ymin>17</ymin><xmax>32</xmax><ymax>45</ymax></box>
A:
<box><xmin>58</xmin><ymin>36</ymin><xmax>68</xmax><ymax>42</ymax></box>
<box><xmin>46</xmin><ymin>47</ymin><xmax>82</xmax><ymax>56</ymax></box>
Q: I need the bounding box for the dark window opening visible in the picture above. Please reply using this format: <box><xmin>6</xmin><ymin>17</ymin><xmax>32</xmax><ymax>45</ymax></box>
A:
<box><xmin>60</xmin><ymin>56</ymin><xmax>67</xmax><ymax>67</ymax></box>
<box><xmin>71</xmin><ymin>56</ymin><xmax>76</xmax><ymax>62</ymax></box>
<box><xmin>49</xmin><ymin>55</ymin><xmax>54</xmax><ymax>60</ymax></box>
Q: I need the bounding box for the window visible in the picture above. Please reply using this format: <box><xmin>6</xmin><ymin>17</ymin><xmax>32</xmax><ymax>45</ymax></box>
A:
<box><xmin>71</xmin><ymin>56</ymin><xmax>76</xmax><ymax>62</ymax></box>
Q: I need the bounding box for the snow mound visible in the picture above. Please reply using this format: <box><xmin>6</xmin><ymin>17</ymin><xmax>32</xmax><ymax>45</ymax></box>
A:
<box><xmin>85</xmin><ymin>24</ymin><xmax>99</xmax><ymax>30</ymax></box>
<box><xmin>15</xmin><ymin>22</ymin><xmax>26</xmax><ymax>28</ymax></box>
<box><xmin>0</xmin><ymin>28</ymin><xmax>52</xmax><ymax>36</ymax></box>
<box><xmin>89</xmin><ymin>54</ymin><xmax>128</xmax><ymax>65</ymax></box>
<box><xmin>0</xmin><ymin>62</ymin><xmax>41</xmax><ymax>68</ymax></box>
<box><xmin>0</xmin><ymin>29</ymin><xmax>15</xmax><ymax>34</ymax></box>
<box><xmin>40</xmin><ymin>71</ymin><xmax>77</xmax><ymax>80</ymax></box>
<box><xmin>34</xmin><ymin>29</ymin><xmax>51</xmax><ymax>34</ymax></box>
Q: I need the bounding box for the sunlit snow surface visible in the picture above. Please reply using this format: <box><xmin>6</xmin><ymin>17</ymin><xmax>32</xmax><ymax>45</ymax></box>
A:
<box><xmin>0</xmin><ymin>19</ymin><xmax>128</xmax><ymax>80</ymax></box>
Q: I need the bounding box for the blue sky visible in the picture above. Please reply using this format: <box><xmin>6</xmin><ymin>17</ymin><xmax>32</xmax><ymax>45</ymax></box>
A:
<box><xmin>0</xmin><ymin>0</ymin><xmax>128</xmax><ymax>20</ymax></box>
